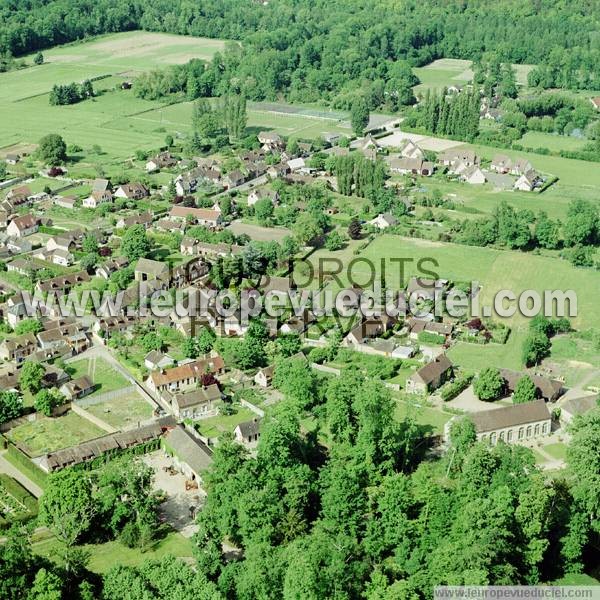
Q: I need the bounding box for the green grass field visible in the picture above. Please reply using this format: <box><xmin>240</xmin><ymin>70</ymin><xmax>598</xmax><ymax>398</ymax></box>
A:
<box><xmin>5</xmin><ymin>412</ymin><xmax>105</xmax><ymax>457</ymax></box>
<box><xmin>413</xmin><ymin>58</ymin><xmax>534</xmax><ymax>94</ymax></box>
<box><xmin>84</xmin><ymin>393</ymin><xmax>153</xmax><ymax>430</ymax></box>
<box><xmin>195</xmin><ymin>406</ymin><xmax>257</xmax><ymax>438</ymax></box>
<box><xmin>32</xmin><ymin>528</ymin><xmax>193</xmax><ymax>574</ymax></box>
<box><xmin>518</xmin><ymin>131</ymin><xmax>588</xmax><ymax>152</ymax></box>
<box><xmin>67</xmin><ymin>357</ymin><xmax>130</xmax><ymax>396</ymax></box>
<box><xmin>393</xmin><ymin>396</ymin><xmax>453</xmax><ymax>435</ymax></box>
<box><xmin>0</xmin><ymin>31</ymin><xmax>228</xmax><ymax>158</ymax></box>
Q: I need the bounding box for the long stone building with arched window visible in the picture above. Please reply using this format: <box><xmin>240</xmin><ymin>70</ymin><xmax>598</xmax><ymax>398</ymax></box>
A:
<box><xmin>445</xmin><ymin>399</ymin><xmax>552</xmax><ymax>445</ymax></box>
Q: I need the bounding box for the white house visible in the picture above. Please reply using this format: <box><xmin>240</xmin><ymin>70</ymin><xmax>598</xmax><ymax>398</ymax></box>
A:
<box><xmin>248</xmin><ymin>188</ymin><xmax>279</xmax><ymax>207</ymax></box>
<box><xmin>83</xmin><ymin>179</ymin><xmax>112</xmax><ymax>208</ymax></box>
<box><xmin>6</xmin><ymin>214</ymin><xmax>39</xmax><ymax>238</ymax></box>
<box><xmin>461</xmin><ymin>166</ymin><xmax>487</xmax><ymax>185</ymax></box>
<box><xmin>369</xmin><ymin>213</ymin><xmax>398</xmax><ymax>230</ymax></box>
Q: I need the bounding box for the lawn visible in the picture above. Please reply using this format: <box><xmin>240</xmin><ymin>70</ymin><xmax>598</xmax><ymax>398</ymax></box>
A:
<box><xmin>448</xmin><ymin>329</ymin><xmax>529</xmax><ymax>372</ymax></box>
<box><xmin>518</xmin><ymin>131</ymin><xmax>588</xmax><ymax>153</ymax></box>
<box><xmin>67</xmin><ymin>357</ymin><xmax>130</xmax><ymax>396</ymax></box>
<box><xmin>543</xmin><ymin>442</ymin><xmax>568</xmax><ymax>461</ymax></box>
<box><xmin>393</xmin><ymin>396</ymin><xmax>454</xmax><ymax>435</ymax></box>
<box><xmin>194</xmin><ymin>406</ymin><xmax>257</xmax><ymax>438</ymax></box>
<box><xmin>32</xmin><ymin>528</ymin><xmax>193</xmax><ymax>574</ymax></box>
<box><xmin>84</xmin><ymin>392</ymin><xmax>154</xmax><ymax>430</ymax></box>
<box><xmin>5</xmin><ymin>412</ymin><xmax>105</xmax><ymax>457</ymax></box>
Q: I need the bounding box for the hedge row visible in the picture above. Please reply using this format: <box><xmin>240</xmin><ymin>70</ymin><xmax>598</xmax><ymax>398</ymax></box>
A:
<box><xmin>5</xmin><ymin>444</ymin><xmax>48</xmax><ymax>490</ymax></box>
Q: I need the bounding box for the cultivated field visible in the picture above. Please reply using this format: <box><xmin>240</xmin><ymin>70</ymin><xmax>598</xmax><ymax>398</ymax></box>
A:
<box><xmin>5</xmin><ymin>412</ymin><xmax>105</xmax><ymax>457</ymax></box>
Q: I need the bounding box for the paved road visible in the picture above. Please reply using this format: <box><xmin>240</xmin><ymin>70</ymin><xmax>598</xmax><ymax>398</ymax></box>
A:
<box><xmin>0</xmin><ymin>451</ymin><xmax>43</xmax><ymax>498</ymax></box>
<box><xmin>214</xmin><ymin>174</ymin><xmax>267</xmax><ymax>198</ymax></box>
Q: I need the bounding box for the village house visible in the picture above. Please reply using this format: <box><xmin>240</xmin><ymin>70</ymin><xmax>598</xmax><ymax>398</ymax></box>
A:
<box><xmin>146</xmin><ymin>151</ymin><xmax>177</xmax><ymax>172</ymax></box>
<box><xmin>175</xmin><ymin>167</ymin><xmax>219</xmax><ymax>196</ymax></box>
<box><xmin>155</xmin><ymin>218</ymin><xmax>186</xmax><ymax>234</ymax></box>
<box><xmin>60</xmin><ymin>375</ymin><xmax>95</xmax><ymax>401</ymax></box>
<box><xmin>438</xmin><ymin>149</ymin><xmax>479</xmax><ymax>168</ymax></box>
<box><xmin>499</xmin><ymin>368</ymin><xmax>564</xmax><ymax>402</ymax></box>
<box><xmin>345</xmin><ymin>315</ymin><xmax>397</xmax><ymax>346</ymax></box>
<box><xmin>6</xmin><ymin>258</ymin><xmax>38</xmax><ymax>276</ymax></box>
<box><xmin>54</xmin><ymin>195</ymin><xmax>77</xmax><ymax>209</ymax></box>
<box><xmin>267</xmin><ymin>163</ymin><xmax>291</xmax><ymax>179</ymax></box>
<box><xmin>0</xmin><ymin>332</ymin><xmax>37</xmax><ymax>364</ymax></box>
<box><xmin>560</xmin><ymin>393</ymin><xmax>599</xmax><ymax>424</ymax></box>
<box><xmin>514</xmin><ymin>170</ymin><xmax>542</xmax><ymax>192</ymax></box>
<box><xmin>114</xmin><ymin>182</ymin><xmax>149</xmax><ymax>200</ymax></box>
<box><xmin>399</xmin><ymin>139</ymin><xmax>424</xmax><ymax>160</ymax></box>
<box><xmin>6</xmin><ymin>214</ymin><xmax>39</xmax><ymax>238</ymax></box>
<box><xmin>93</xmin><ymin>315</ymin><xmax>138</xmax><ymax>338</ymax></box>
<box><xmin>134</xmin><ymin>257</ymin><xmax>170</xmax><ymax>284</ymax></box>
<box><xmin>255</xmin><ymin>351</ymin><xmax>307</xmax><ymax>388</ymax></box>
<box><xmin>115</xmin><ymin>211</ymin><xmax>153</xmax><ymax>229</ymax></box>
<box><xmin>39</xmin><ymin>419</ymin><xmax>174</xmax><ymax>472</ymax></box>
<box><xmin>0</xmin><ymin>211</ymin><xmax>8</xmax><ymax>230</ymax></box>
<box><xmin>490</xmin><ymin>154</ymin><xmax>512</xmax><ymax>174</ymax></box>
<box><xmin>234</xmin><ymin>418</ymin><xmax>261</xmax><ymax>447</ymax></box>
<box><xmin>407</xmin><ymin>318</ymin><xmax>454</xmax><ymax>340</ymax></box>
<box><xmin>248</xmin><ymin>187</ymin><xmax>279</xmax><ymax>207</ymax></box>
<box><xmin>36</xmin><ymin>271</ymin><xmax>90</xmax><ymax>295</ymax></box>
<box><xmin>460</xmin><ymin>165</ymin><xmax>487</xmax><ymax>185</ymax></box>
<box><xmin>258</xmin><ymin>131</ymin><xmax>284</xmax><ymax>151</ymax></box>
<box><xmin>406</xmin><ymin>354</ymin><xmax>453</xmax><ymax>394</ymax></box>
<box><xmin>6</xmin><ymin>185</ymin><xmax>32</xmax><ymax>201</ymax></box>
<box><xmin>464</xmin><ymin>399</ymin><xmax>552</xmax><ymax>445</ymax></box>
<box><xmin>369</xmin><ymin>212</ymin><xmax>398</xmax><ymax>230</ymax></box>
<box><xmin>164</xmin><ymin>384</ymin><xmax>222</xmax><ymax>419</ymax></box>
<box><xmin>36</xmin><ymin>247</ymin><xmax>74</xmax><ymax>267</ymax></box>
<box><xmin>95</xmin><ymin>256</ymin><xmax>129</xmax><ymax>279</ymax></box>
<box><xmin>6</xmin><ymin>237</ymin><xmax>33</xmax><ymax>254</ymax></box>
<box><xmin>510</xmin><ymin>158</ymin><xmax>534</xmax><ymax>177</ymax></box>
<box><xmin>46</xmin><ymin>234</ymin><xmax>76</xmax><ymax>254</ymax></box>
<box><xmin>223</xmin><ymin>169</ymin><xmax>246</xmax><ymax>189</ymax></box>
<box><xmin>168</xmin><ymin>206</ymin><xmax>223</xmax><ymax>228</ymax></box>
<box><xmin>83</xmin><ymin>178</ymin><xmax>112</xmax><ymax>208</ymax></box>
<box><xmin>144</xmin><ymin>351</ymin><xmax>175</xmax><ymax>371</ymax></box>
<box><xmin>146</xmin><ymin>354</ymin><xmax>225</xmax><ymax>394</ymax></box>
<box><xmin>5</xmin><ymin>153</ymin><xmax>20</xmax><ymax>165</ymax></box>
<box><xmin>389</xmin><ymin>157</ymin><xmax>434</xmax><ymax>176</ymax></box>
<box><xmin>180</xmin><ymin>238</ymin><xmax>243</xmax><ymax>258</ymax></box>
<box><xmin>37</xmin><ymin>324</ymin><xmax>90</xmax><ymax>355</ymax></box>
<box><xmin>254</xmin><ymin>364</ymin><xmax>275</xmax><ymax>388</ymax></box>
<box><xmin>163</xmin><ymin>424</ymin><xmax>213</xmax><ymax>482</ymax></box>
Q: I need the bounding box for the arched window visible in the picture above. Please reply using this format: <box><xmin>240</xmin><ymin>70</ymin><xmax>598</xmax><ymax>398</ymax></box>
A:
<box><xmin>490</xmin><ymin>432</ymin><xmax>497</xmax><ymax>445</ymax></box>
<box><xmin>534</xmin><ymin>424</ymin><xmax>540</xmax><ymax>436</ymax></box>
<box><xmin>507</xmin><ymin>430</ymin><xmax>513</xmax><ymax>442</ymax></box>
<box><xmin>542</xmin><ymin>423</ymin><xmax>548</xmax><ymax>434</ymax></box>
<box><xmin>526</xmin><ymin>426</ymin><xmax>532</xmax><ymax>438</ymax></box>
<box><xmin>518</xmin><ymin>427</ymin><xmax>524</xmax><ymax>440</ymax></box>
<box><xmin>499</xmin><ymin>431</ymin><xmax>505</xmax><ymax>441</ymax></box>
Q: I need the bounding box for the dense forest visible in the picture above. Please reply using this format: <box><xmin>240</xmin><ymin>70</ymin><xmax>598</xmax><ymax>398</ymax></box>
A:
<box><xmin>3</xmin><ymin>0</ymin><xmax>600</xmax><ymax>105</ymax></box>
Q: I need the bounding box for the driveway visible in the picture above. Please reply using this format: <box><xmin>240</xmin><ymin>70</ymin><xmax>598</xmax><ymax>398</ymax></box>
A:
<box><xmin>143</xmin><ymin>451</ymin><xmax>205</xmax><ymax>538</ymax></box>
